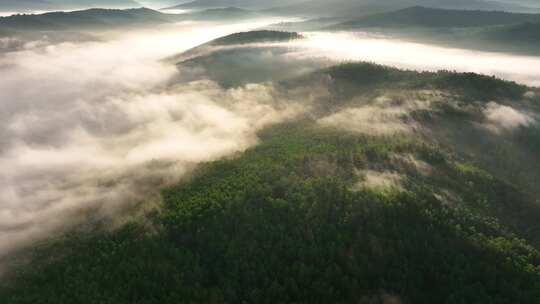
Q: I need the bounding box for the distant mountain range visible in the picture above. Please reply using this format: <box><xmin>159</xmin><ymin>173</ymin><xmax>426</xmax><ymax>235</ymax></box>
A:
<box><xmin>164</xmin><ymin>0</ymin><xmax>304</xmax><ymax>10</ymax></box>
<box><xmin>138</xmin><ymin>0</ymin><xmax>182</xmax><ymax>8</ymax></box>
<box><xmin>188</xmin><ymin>7</ymin><xmax>259</xmax><ymax>20</ymax></box>
<box><xmin>488</xmin><ymin>21</ymin><xmax>540</xmax><ymax>42</ymax></box>
<box><xmin>0</xmin><ymin>0</ymin><xmax>141</xmax><ymax>11</ymax></box>
<box><xmin>208</xmin><ymin>30</ymin><xmax>304</xmax><ymax>45</ymax></box>
<box><xmin>264</xmin><ymin>0</ymin><xmax>539</xmax><ymax>17</ymax></box>
<box><xmin>332</xmin><ymin>6</ymin><xmax>540</xmax><ymax>29</ymax></box>
<box><xmin>3</xmin><ymin>29</ymin><xmax>540</xmax><ymax>303</ymax></box>
<box><xmin>0</xmin><ymin>8</ymin><xmax>175</xmax><ymax>30</ymax></box>
<box><xmin>0</xmin><ymin>7</ymin><xmax>258</xmax><ymax>31</ymax></box>
<box><xmin>329</xmin><ymin>6</ymin><xmax>540</xmax><ymax>55</ymax></box>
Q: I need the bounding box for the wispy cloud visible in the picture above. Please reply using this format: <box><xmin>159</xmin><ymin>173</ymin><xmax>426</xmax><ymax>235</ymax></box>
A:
<box><xmin>287</xmin><ymin>32</ymin><xmax>540</xmax><ymax>86</ymax></box>
<box><xmin>0</xmin><ymin>19</ymin><xmax>303</xmax><ymax>267</ymax></box>
<box><xmin>483</xmin><ymin>102</ymin><xmax>535</xmax><ymax>132</ymax></box>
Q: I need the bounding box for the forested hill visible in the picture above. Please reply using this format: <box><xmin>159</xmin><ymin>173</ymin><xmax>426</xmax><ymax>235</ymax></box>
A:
<box><xmin>0</xmin><ymin>7</ymin><xmax>260</xmax><ymax>31</ymax></box>
<box><xmin>0</xmin><ymin>8</ymin><xmax>177</xmax><ymax>31</ymax></box>
<box><xmin>209</xmin><ymin>30</ymin><xmax>304</xmax><ymax>45</ymax></box>
<box><xmin>332</xmin><ymin>6</ymin><xmax>540</xmax><ymax>28</ymax></box>
<box><xmin>165</xmin><ymin>0</ymin><xmax>303</xmax><ymax>10</ymax></box>
<box><xmin>264</xmin><ymin>0</ymin><xmax>538</xmax><ymax>18</ymax></box>
<box><xmin>486</xmin><ymin>22</ymin><xmax>540</xmax><ymax>42</ymax></box>
<box><xmin>186</xmin><ymin>7</ymin><xmax>259</xmax><ymax>20</ymax></box>
<box><xmin>324</xmin><ymin>6</ymin><xmax>540</xmax><ymax>56</ymax></box>
<box><xmin>1</xmin><ymin>57</ymin><xmax>540</xmax><ymax>302</ymax></box>
<box><xmin>166</xmin><ymin>30</ymin><xmax>305</xmax><ymax>64</ymax></box>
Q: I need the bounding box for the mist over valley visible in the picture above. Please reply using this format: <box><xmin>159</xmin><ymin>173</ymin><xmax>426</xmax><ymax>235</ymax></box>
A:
<box><xmin>1</xmin><ymin>1</ymin><xmax>540</xmax><ymax>303</ymax></box>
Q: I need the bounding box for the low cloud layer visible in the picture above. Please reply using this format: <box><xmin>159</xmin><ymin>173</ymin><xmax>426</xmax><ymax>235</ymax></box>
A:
<box><xmin>318</xmin><ymin>92</ymin><xmax>434</xmax><ymax>135</ymax></box>
<box><xmin>0</xmin><ymin>19</ymin><xmax>302</xmax><ymax>268</ymax></box>
<box><xmin>483</xmin><ymin>102</ymin><xmax>536</xmax><ymax>132</ymax></box>
<box><xmin>170</xmin><ymin>31</ymin><xmax>540</xmax><ymax>87</ymax></box>
<box><xmin>353</xmin><ymin>170</ymin><xmax>403</xmax><ymax>190</ymax></box>
<box><xmin>2</xmin><ymin>18</ymin><xmax>540</xmax><ymax>274</ymax></box>
<box><xmin>287</xmin><ymin>32</ymin><xmax>540</xmax><ymax>87</ymax></box>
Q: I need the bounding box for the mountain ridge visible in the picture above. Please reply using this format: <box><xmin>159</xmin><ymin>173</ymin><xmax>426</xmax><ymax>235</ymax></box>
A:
<box><xmin>331</xmin><ymin>6</ymin><xmax>540</xmax><ymax>29</ymax></box>
<box><xmin>2</xmin><ymin>59</ymin><xmax>540</xmax><ymax>302</ymax></box>
<box><xmin>0</xmin><ymin>6</ymin><xmax>260</xmax><ymax>31</ymax></box>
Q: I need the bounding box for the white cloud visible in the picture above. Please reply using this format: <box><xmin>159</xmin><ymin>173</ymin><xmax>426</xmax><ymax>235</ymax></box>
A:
<box><xmin>287</xmin><ymin>32</ymin><xmax>540</xmax><ymax>87</ymax></box>
<box><xmin>318</xmin><ymin>94</ymin><xmax>429</xmax><ymax>135</ymax></box>
<box><xmin>353</xmin><ymin>170</ymin><xmax>403</xmax><ymax>190</ymax></box>
<box><xmin>483</xmin><ymin>102</ymin><xmax>535</xmax><ymax>132</ymax></box>
<box><xmin>0</xmin><ymin>19</ymin><xmax>304</xmax><ymax>266</ymax></box>
<box><xmin>524</xmin><ymin>91</ymin><xmax>536</xmax><ymax>99</ymax></box>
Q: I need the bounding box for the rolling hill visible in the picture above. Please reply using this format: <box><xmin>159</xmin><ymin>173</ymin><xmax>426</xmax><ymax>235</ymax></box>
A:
<box><xmin>1</xmin><ymin>31</ymin><xmax>539</xmax><ymax>303</ymax></box>
<box><xmin>167</xmin><ymin>30</ymin><xmax>308</xmax><ymax>83</ymax></box>
<box><xmin>485</xmin><ymin>22</ymin><xmax>540</xmax><ymax>42</ymax></box>
<box><xmin>0</xmin><ymin>7</ymin><xmax>260</xmax><ymax>32</ymax></box>
<box><xmin>185</xmin><ymin>7</ymin><xmax>260</xmax><ymax>20</ymax></box>
<box><xmin>328</xmin><ymin>6</ymin><xmax>540</xmax><ymax>55</ymax></box>
<box><xmin>264</xmin><ymin>0</ymin><xmax>539</xmax><ymax>18</ymax></box>
<box><xmin>209</xmin><ymin>30</ymin><xmax>304</xmax><ymax>45</ymax></box>
<box><xmin>332</xmin><ymin>6</ymin><xmax>540</xmax><ymax>29</ymax></box>
<box><xmin>0</xmin><ymin>8</ymin><xmax>178</xmax><ymax>31</ymax></box>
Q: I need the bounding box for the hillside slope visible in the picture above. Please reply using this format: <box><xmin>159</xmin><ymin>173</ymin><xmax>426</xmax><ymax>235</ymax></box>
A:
<box><xmin>333</xmin><ymin>6</ymin><xmax>540</xmax><ymax>28</ymax></box>
<box><xmin>1</xmin><ymin>31</ymin><xmax>540</xmax><ymax>302</ymax></box>
<box><xmin>0</xmin><ymin>7</ymin><xmax>260</xmax><ymax>32</ymax></box>
<box><xmin>265</xmin><ymin>0</ymin><xmax>538</xmax><ymax>18</ymax></box>
<box><xmin>208</xmin><ymin>30</ymin><xmax>304</xmax><ymax>45</ymax></box>
<box><xmin>329</xmin><ymin>7</ymin><xmax>540</xmax><ymax>55</ymax></box>
<box><xmin>0</xmin><ymin>8</ymin><xmax>178</xmax><ymax>31</ymax></box>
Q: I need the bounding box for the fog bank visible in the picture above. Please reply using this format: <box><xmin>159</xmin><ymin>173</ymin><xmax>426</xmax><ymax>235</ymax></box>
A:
<box><xmin>0</xmin><ymin>19</ymin><xmax>301</xmax><ymax>269</ymax></box>
<box><xmin>289</xmin><ymin>32</ymin><xmax>540</xmax><ymax>87</ymax></box>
